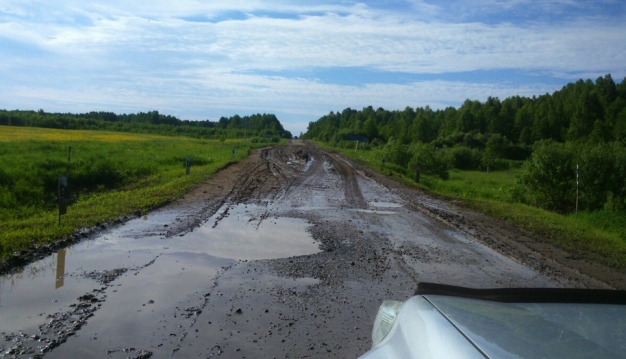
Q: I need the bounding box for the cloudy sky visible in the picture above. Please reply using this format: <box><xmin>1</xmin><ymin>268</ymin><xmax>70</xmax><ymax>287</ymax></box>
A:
<box><xmin>1</xmin><ymin>0</ymin><xmax>625</xmax><ymax>135</ymax></box>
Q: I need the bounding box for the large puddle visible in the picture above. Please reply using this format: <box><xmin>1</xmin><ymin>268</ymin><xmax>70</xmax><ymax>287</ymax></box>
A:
<box><xmin>183</xmin><ymin>204</ymin><xmax>320</xmax><ymax>260</ymax></box>
<box><xmin>0</xmin><ymin>203</ymin><xmax>320</xmax><ymax>357</ymax></box>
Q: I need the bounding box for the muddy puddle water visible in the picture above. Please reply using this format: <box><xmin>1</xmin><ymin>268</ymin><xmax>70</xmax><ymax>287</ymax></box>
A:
<box><xmin>368</xmin><ymin>201</ymin><xmax>403</xmax><ymax>208</ymax></box>
<box><xmin>0</xmin><ymin>203</ymin><xmax>319</xmax><ymax>358</ymax></box>
<box><xmin>184</xmin><ymin>203</ymin><xmax>320</xmax><ymax>260</ymax></box>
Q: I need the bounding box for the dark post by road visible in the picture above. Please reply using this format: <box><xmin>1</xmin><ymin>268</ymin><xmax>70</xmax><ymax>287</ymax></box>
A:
<box><xmin>58</xmin><ymin>175</ymin><xmax>68</xmax><ymax>224</ymax></box>
<box><xmin>576</xmin><ymin>163</ymin><xmax>579</xmax><ymax>213</ymax></box>
<box><xmin>67</xmin><ymin>146</ymin><xmax>71</xmax><ymax>176</ymax></box>
<box><xmin>66</xmin><ymin>146</ymin><xmax>71</xmax><ymax>199</ymax></box>
<box><xmin>382</xmin><ymin>156</ymin><xmax>386</xmax><ymax>169</ymax></box>
<box><xmin>415</xmin><ymin>167</ymin><xmax>421</xmax><ymax>183</ymax></box>
<box><xmin>58</xmin><ymin>146</ymin><xmax>72</xmax><ymax>225</ymax></box>
<box><xmin>231</xmin><ymin>147</ymin><xmax>235</xmax><ymax>160</ymax></box>
<box><xmin>186</xmin><ymin>156</ymin><xmax>191</xmax><ymax>175</ymax></box>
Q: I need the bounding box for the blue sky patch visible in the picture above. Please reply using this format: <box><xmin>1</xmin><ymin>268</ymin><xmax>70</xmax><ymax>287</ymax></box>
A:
<box><xmin>245</xmin><ymin>67</ymin><xmax>572</xmax><ymax>87</ymax></box>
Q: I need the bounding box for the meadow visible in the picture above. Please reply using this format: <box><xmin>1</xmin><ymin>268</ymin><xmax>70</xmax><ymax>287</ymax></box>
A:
<box><xmin>0</xmin><ymin>126</ymin><xmax>266</xmax><ymax>262</ymax></box>
<box><xmin>320</xmin><ymin>142</ymin><xmax>626</xmax><ymax>269</ymax></box>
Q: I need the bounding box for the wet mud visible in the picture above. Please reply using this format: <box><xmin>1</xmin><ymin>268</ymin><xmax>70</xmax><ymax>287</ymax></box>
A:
<box><xmin>2</xmin><ymin>141</ymin><xmax>626</xmax><ymax>358</ymax></box>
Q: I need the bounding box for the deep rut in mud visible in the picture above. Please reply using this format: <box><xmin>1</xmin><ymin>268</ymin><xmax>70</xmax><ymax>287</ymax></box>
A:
<box><xmin>1</xmin><ymin>141</ymin><xmax>626</xmax><ymax>358</ymax></box>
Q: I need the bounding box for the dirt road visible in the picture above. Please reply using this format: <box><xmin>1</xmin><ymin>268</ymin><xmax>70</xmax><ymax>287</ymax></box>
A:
<box><xmin>1</xmin><ymin>141</ymin><xmax>625</xmax><ymax>358</ymax></box>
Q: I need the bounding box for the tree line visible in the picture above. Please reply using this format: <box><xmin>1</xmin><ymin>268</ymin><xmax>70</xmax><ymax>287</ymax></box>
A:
<box><xmin>304</xmin><ymin>74</ymin><xmax>626</xmax><ymax>149</ymax></box>
<box><xmin>0</xmin><ymin>110</ymin><xmax>293</xmax><ymax>140</ymax></box>
<box><xmin>302</xmin><ymin>74</ymin><xmax>626</xmax><ymax>212</ymax></box>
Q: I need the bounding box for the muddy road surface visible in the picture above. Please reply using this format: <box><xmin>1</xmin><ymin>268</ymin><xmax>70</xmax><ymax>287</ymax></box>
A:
<box><xmin>2</xmin><ymin>141</ymin><xmax>625</xmax><ymax>358</ymax></box>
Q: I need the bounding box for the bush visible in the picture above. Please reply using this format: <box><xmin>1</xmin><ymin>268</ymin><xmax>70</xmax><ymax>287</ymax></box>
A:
<box><xmin>517</xmin><ymin>141</ymin><xmax>576</xmax><ymax>211</ymax></box>
<box><xmin>577</xmin><ymin>144</ymin><xmax>616</xmax><ymax>210</ymax></box>
<box><xmin>517</xmin><ymin>141</ymin><xmax>626</xmax><ymax>212</ymax></box>
<box><xmin>446</xmin><ymin>146</ymin><xmax>481</xmax><ymax>170</ymax></box>
<box><xmin>408</xmin><ymin>143</ymin><xmax>449</xmax><ymax>180</ymax></box>
<box><xmin>383</xmin><ymin>139</ymin><xmax>411</xmax><ymax>168</ymax></box>
<box><xmin>370</xmin><ymin>138</ymin><xmax>385</xmax><ymax>148</ymax></box>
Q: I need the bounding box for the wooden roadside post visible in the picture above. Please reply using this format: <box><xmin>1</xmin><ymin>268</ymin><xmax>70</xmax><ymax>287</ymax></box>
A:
<box><xmin>58</xmin><ymin>175</ymin><xmax>67</xmax><ymax>225</ymax></box>
<box><xmin>58</xmin><ymin>146</ymin><xmax>71</xmax><ymax>225</ymax></box>
<box><xmin>576</xmin><ymin>163</ymin><xmax>579</xmax><ymax>213</ymax></box>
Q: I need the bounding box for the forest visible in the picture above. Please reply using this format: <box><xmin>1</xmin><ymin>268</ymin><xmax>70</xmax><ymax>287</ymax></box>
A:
<box><xmin>0</xmin><ymin>110</ymin><xmax>292</xmax><ymax>141</ymax></box>
<box><xmin>303</xmin><ymin>74</ymin><xmax>626</xmax><ymax>213</ymax></box>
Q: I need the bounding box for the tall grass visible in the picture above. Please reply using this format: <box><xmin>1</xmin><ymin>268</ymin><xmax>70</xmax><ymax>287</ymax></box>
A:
<box><xmin>0</xmin><ymin>126</ymin><xmax>268</xmax><ymax>261</ymax></box>
<box><xmin>422</xmin><ymin>169</ymin><xmax>519</xmax><ymax>202</ymax></box>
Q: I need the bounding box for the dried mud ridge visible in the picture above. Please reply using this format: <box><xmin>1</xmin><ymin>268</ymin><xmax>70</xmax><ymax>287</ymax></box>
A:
<box><xmin>2</xmin><ymin>141</ymin><xmax>626</xmax><ymax>358</ymax></box>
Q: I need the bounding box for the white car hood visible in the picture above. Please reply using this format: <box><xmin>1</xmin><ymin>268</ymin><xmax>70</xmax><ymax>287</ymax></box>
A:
<box><xmin>361</xmin><ymin>294</ymin><xmax>626</xmax><ymax>359</ymax></box>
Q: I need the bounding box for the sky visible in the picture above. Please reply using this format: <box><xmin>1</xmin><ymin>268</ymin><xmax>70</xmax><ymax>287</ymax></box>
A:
<box><xmin>1</xmin><ymin>1</ymin><xmax>625</xmax><ymax>136</ymax></box>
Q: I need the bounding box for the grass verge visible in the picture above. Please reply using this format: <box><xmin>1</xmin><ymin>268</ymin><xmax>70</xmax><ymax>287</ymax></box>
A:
<box><xmin>0</xmin><ymin>126</ymin><xmax>271</xmax><ymax>264</ymax></box>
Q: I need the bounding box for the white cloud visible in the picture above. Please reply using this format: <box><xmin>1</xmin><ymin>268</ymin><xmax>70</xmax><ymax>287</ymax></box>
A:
<box><xmin>4</xmin><ymin>3</ymin><xmax>622</xmax><ymax>75</ymax></box>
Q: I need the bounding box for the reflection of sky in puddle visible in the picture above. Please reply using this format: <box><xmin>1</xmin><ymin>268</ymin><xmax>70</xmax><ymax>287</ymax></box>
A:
<box><xmin>368</xmin><ymin>201</ymin><xmax>403</xmax><ymax>208</ymax></box>
<box><xmin>348</xmin><ymin>209</ymin><xmax>397</xmax><ymax>215</ymax></box>
<box><xmin>0</xmin><ymin>249</ymin><xmax>99</xmax><ymax>330</ymax></box>
<box><xmin>182</xmin><ymin>204</ymin><xmax>320</xmax><ymax>260</ymax></box>
<box><xmin>444</xmin><ymin>229</ymin><xmax>474</xmax><ymax>244</ymax></box>
<box><xmin>294</xmin><ymin>206</ymin><xmax>331</xmax><ymax>211</ymax></box>
<box><xmin>281</xmin><ymin>277</ymin><xmax>319</xmax><ymax>292</ymax></box>
<box><xmin>0</xmin><ymin>203</ymin><xmax>319</xmax><ymax>337</ymax></box>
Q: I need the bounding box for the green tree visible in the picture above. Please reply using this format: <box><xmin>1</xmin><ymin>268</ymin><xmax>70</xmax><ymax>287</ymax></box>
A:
<box><xmin>456</xmin><ymin>100</ymin><xmax>476</xmax><ymax>133</ymax></box>
<box><xmin>567</xmin><ymin>91</ymin><xmax>603</xmax><ymax>141</ymax></box>
<box><xmin>363</xmin><ymin>115</ymin><xmax>378</xmax><ymax>139</ymax></box>
<box><xmin>383</xmin><ymin>139</ymin><xmax>411</xmax><ymax>168</ymax></box>
<box><xmin>483</xmin><ymin>134</ymin><xmax>508</xmax><ymax>171</ymax></box>
<box><xmin>408</xmin><ymin>144</ymin><xmax>449</xmax><ymax>180</ymax></box>
<box><xmin>615</xmin><ymin>108</ymin><xmax>626</xmax><ymax>145</ymax></box>
<box><xmin>446</xmin><ymin>146</ymin><xmax>481</xmax><ymax>170</ymax></box>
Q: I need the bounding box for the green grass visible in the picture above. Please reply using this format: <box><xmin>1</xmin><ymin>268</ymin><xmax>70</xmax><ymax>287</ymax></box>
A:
<box><xmin>474</xmin><ymin>202</ymin><xmax>626</xmax><ymax>268</ymax></box>
<box><xmin>314</xmin><ymin>141</ymin><xmax>626</xmax><ymax>270</ymax></box>
<box><xmin>424</xmin><ymin>169</ymin><xmax>520</xmax><ymax>202</ymax></box>
<box><xmin>0</xmin><ymin>126</ymin><xmax>271</xmax><ymax>263</ymax></box>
